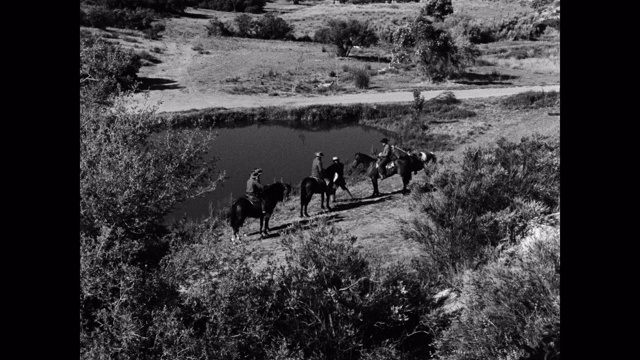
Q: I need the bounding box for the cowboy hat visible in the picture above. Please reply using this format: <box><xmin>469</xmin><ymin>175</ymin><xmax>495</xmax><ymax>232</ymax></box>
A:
<box><xmin>251</xmin><ymin>168</ymin><xmax>263</xmax><ymax>177</ymax></box>
<box><xmin>332</xmin><ymin>156</ymin><xmax>339</xmax><ymax>161</ymax></box>
<box><xmin>315</xmin><ymin>151</ymin><xmax>324</xmax><ymax>157</ymax></box>
<box><xmin>380</xmin><ymin>138</ymin><xmax>389</xmax><ymax>143</ymax></box>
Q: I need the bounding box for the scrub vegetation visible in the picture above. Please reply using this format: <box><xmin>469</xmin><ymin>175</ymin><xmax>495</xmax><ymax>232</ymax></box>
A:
<box><xmin>80</xmin><ymin>0</ymin><xmax>560</xmax><ymax>359</ymax></box>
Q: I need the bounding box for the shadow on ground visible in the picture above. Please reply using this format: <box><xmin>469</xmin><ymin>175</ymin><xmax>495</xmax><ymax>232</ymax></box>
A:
<box><xmin>136</xmin><ymin>77</ymin><xmax>183</xmax><ymax>91</ymax></box>
<box><xmin>453</xmin><ymin>71</ymin><xmax>518</xmax><ymax>85</ymax></box>
<box><xmin>349</xmin><ymin>54</ymin><xmax>391</xmax><ymax>63</ymax></box>
<box><xmin>240</xmin><ymin>194</ymin><xmax>398</xmax><ymax>240</ymax></box>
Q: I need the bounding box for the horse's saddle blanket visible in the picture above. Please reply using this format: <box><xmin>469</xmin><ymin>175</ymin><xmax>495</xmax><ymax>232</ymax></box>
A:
<box><xmin>376</xmin><ymin>162</ymin><xmax>395</xmax><ymax>171</ymax></box>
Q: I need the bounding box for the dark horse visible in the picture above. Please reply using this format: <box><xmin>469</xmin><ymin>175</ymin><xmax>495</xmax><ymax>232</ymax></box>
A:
<box><xmin>352</xmin><ymin>150</ymin><xmax>436</xmax><ymax>197</ymax></box>
<box><xmin>300</xmin><ymin>169</ymin><xmax>337</xmax><ymax>217</ymax></box>
<box><xmin>229</xmin><ymin>182</ymin><xmax>292</xmax><ymax>241</ymax></box>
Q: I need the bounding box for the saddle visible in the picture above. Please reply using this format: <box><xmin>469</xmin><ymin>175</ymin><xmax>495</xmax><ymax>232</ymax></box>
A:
<box><xmin>375</xmin><ymin>162</ymin><xmax>396</xmax><ymax>172</ymax></box>
<box><xmin>246</xmin><ymin>193</ymin><xmax>263</xmax><ymax>210</ymax></box>
<box><xmin>312</xmin><ymin>177</ymin><xmax>327</xmax><ymax>191</ymax></box>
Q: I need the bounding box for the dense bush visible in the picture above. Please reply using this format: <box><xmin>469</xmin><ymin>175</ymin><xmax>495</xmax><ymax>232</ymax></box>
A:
<box><xmin>501</xmin><ymin>90</ymin><xmax>560</xmax><ymax>109</ymax></box>
<box><xmin>80</xmin><ymin>0</ymin><xmax>182</xmax><ymax>29</ymax></box>
<box><xmin>80</xmin><ymin>33</ymin><xmax>141</xmax><ymax>105</ymax></box>
<box><xmin>253</xmin><ymin>13</ymin><xmax>295</xmax><ymax>39</ymax></box>
<box><xmin>445</xmin><ymin>14</ymin><xmax>496</xmax><ymax>44</ymax></box>
<box><xmin>205</xmin><ymin>13</ymin><xmax>294</xmax><ymax>40</ymax></box>
<box><xmin>352</xmin><ymin>67</ymin><xmax>371</xmax><ymax>89</ymax></box>
<box><xmin>421</xmin><ymin>0</ymin><xmax>454</xmax><ymax>22</ymax></box>
<box><xmin>443</xmin><ymin>12</ymin><xmax>552</xmax><ymax>44</ymax></box>
<box><xmin>80</xmin><ymin>86</ymin><xmax>226</xmax><ymax>357</ymax></box>
<box><xmin>205</xmin><ymin>16</ymin><xmax>233</xmax><ymax>36</ymax></box>
<box><xmin>404</xmin><ymin>135</ymin><xmax>560</xmax><ymax>276</ymax></box>
<box><xmin>314</xmin><ymin>18</ymin><xmax>379</xmax><ymax>57</ymax></box>
<box><xmin>412</xmin><ymin>19</ymin><xmax>466</xmax><ymax>83</ymax></box>
<box><xmin>433</xmin><ymin>229</ymin><xmax>560</xmax><ymax>360</ymax></box>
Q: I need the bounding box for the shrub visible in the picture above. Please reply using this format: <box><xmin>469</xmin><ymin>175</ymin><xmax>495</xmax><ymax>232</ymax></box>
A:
<box><xmin>421</xmin><ymin>0</ymin><xmax>454</xmax><ymax>22</ymax></box>
<box><xmin>80</xmin><ymin>33</ymin><xmax>141</xmax><ymax>105</ymax></box>
<box><xmin>83</xmin><ymin>6</ymin><xmax>114</xmax><ymax>29</ymax></box>
<box><xmin>413</xmin><ymin>21</ymin><xmax>464</xmax><ymax>83</ymax></box>
<box><xmin>433</xmin><ymin>229</ymin><xmax>560</xmax><ymax>360</ymax></box>
<box><xmin>352</xmin><ymin>67</ymin><xmax>371</xmax><ymax>89</ymax></box>
<box><xmin>205</xmin><ymin>16</ymin><xmax>232</xmax><ymax>36</ymax></box>
<box><xmin>80</xmin><ymin>93</ymin><xmax>225</xmax><ymax>358</ymax></box>
<box><xmin>314</xmin><ymin>18</ymin><xmax>379</xmax><ymax>57</ymax></box>
<box><xmin>403</xmin><ymin>135</ymin><xmax>560</xmax><ymax>276</ymax></box>
<box><xmin>254</xmin><ymin>13</ymin><xmax>295</xmax><ymax>40</ymax></box>
<box><xmin>501</xmin><ymin>91</ymin><xmax>560</xmax><ymax>109</ymax></box>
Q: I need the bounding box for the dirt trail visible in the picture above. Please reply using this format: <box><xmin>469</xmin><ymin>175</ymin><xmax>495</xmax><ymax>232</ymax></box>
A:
<box><xmin>240</xmin><ymin>171</ymin><xmax>431</xmax><ymax>270</ymax></box>
<box><xmin>135</xmin><ymin>85</ymin><xmax>560</xmax><ymax>113</ymax></box>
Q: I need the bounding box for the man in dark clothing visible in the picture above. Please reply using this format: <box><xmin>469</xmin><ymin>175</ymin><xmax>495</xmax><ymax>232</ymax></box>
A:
<box><xmin>328</xmin><ymin>156</ymin><xmax>354</xmax><ymax>202</ymax></box>
<box><xmin>377</xmin><ymin>138</ymin><xmax>394</xmax><ymax>179</ymax></box>
<box><xmin>311</xmin><ymin>151</ymin><xmax>327</xmax><ymax>191</ymax></box>
<box><xmin>246</xmin><ymin>168</ymin><xmax>266</xmax><ymax>214</ymax></box>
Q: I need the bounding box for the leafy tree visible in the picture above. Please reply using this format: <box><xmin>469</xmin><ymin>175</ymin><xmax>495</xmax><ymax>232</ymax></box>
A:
<box><xmin>80</xmin><ymin>34</ymin><xmax>141</xmax><ymax>105</ymax></box>
<box><xmin>80</xmin><ymin>90</ymin><xmax>226</xmax><ymax>357</ymax></box>
<box><xmin>411</xmin><ymin>18</ymin><xmax>464</xmax><ymax>83</ymax></box>
<box><xmin>313</xmin><ymin>18</ymin><xmax>378</xmax><ymax>57</ymax></box>
<box><xmin>421</xmin><ymin>0</ymin><xmax>454</xmax><ymax>22</ymax></box>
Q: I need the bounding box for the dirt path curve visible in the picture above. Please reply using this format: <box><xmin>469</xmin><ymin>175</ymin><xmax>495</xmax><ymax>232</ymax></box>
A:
<box><xmin>136</xmin><ymin>84</ymin><xmax>560</xmax><ymax>113</ymax></box>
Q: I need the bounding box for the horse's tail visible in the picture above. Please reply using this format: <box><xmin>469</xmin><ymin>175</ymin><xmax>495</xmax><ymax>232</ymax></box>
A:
<box><xmin>229</xmin><ymin>201</ymin><xmax>239</xmax><ymax>230</ymax></box>
<box><xmin>300</xmin><ymin>178</ymin><xmax>308</xmax><ymax>203</ymax></box>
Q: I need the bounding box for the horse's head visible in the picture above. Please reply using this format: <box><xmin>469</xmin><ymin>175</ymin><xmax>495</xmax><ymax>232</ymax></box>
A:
<box><xmin>353</xmin><ymin>152</ymin><xmax>364</xmax><ymax>168</ymax></box>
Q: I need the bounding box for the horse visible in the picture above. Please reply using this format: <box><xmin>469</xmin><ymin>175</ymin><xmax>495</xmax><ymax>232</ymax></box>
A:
<box><xmin>229</xmin><ymin>182</ymin><xmax>292</xmax><ymax>241</ymax></box>
<box><xmin>352</xmin><ymin>150</ymin><xmax>436</xmax><ymax>197</ymax></box>
<box><xmin>299</xmin><ymin>171</ymin><xmax>335</xmax><ymax>217</ymax></box>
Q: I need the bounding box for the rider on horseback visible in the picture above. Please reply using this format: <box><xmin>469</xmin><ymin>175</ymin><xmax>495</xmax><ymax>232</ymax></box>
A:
<box><xmin>246</xmin><ymin>168</ymin><xmax>266</xmax><ymax>214</ymax></box>
<box><xmin>377</xmin><ymin>138</ymin><xmax>394</xmax><ymax>179</ymax></box>
<box><xmin>311</xmin><ymin>151</ymin><xmax>327</xmax><ymax>191</ymax></box>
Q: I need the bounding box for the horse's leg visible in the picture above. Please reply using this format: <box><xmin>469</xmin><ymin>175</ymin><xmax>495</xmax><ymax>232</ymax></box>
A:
<box><xmin>371</xmin><ymin>177</ymin><xmax>379</xmax><ymax>197</ymax></box>
<box><xmin>325</xmin><ymin>189</ymin><xmax>332</xmax><ymax>211</ymax></box>
<box><xmin>259</xmin><ymin>214</ymin><xmax>264</xmax><ymax>238</ymax></box>
<box><xmin>320</xmin><ymin>190</ymin><xmax>325</xmax><ymax>210</ymax></box>
<box><xmin>301</xmin><ymin>192</ymin><xmax>311</xmax><ymax>217</ymax></box>
<box><xmin>263</xmin><ymin>213</ymin><xmax>271</xmax><ymax>236</ymax></box>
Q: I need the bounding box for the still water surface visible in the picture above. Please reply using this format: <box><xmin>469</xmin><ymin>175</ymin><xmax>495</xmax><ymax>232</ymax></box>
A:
<box><xmin>168</xmin><ymin>124</ymin><xmax>390</xmax><ymax>222</ymax></box>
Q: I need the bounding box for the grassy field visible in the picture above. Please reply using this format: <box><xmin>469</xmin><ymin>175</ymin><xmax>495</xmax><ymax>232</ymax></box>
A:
<box><xmin>82</xmin><ymin>0</ymin><xmax>559</xmax><ymax>98</ymax></box>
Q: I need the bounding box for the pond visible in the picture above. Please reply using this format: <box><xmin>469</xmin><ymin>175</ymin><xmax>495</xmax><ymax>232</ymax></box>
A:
<box><xmin>167</xmin><ymin>123</ymin><xmax>391</xmax><ymax>222</ymax></box>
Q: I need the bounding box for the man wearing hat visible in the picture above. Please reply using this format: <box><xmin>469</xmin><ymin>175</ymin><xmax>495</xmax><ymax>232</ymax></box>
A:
<box><xmin>377</xmin><ymin>138</ymin><xmax>394</xmax><ymax>179</ymax></box>
<box><xmin>328</xmin><ymin>156</ymin><xmax>354</xmax><ymax>202</ymax></box>
<box><xmin>246</xmin><ymin>168</ymin><xmax>266</xmax><ymax>214</ymax></box>
<box><xmin>311</xmin><ymin>151</ymin><xmax>327</xmax><ymax>190</ymax></box>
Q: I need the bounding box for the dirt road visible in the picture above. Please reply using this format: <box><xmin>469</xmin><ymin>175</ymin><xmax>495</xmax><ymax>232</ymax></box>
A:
<box><xmin>135</xmin><ymin>84</ymin><xmax>560</xmax><ymax>113</ymax></box>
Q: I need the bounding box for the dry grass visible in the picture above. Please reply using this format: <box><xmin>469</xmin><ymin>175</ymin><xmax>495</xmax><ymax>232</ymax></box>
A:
<box><xmin>87</xmin><ymin>1</ymin><xmax>559</xmax><ymax>97</ymax></box>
